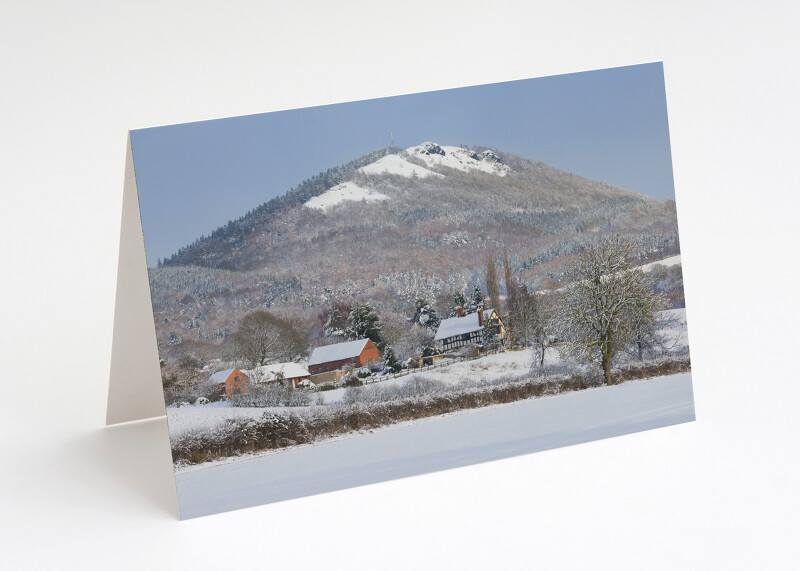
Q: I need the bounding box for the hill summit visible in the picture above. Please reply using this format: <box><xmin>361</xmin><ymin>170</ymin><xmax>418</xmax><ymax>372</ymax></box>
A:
<box><xmin>150</xmin><ymin>142</ymin><xmax>679</xmax><ymax>354</ymax></box>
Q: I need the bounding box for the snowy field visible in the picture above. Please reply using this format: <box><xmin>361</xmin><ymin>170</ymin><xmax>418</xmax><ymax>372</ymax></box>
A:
<box><xmin>323</xmin><ymin>347</ymin><xmax>544</xmax><ymax>404</ymax></box>
<box><xmin>165</xmin><ymin>350</ymin><xmax>540</xmax><ymax>434</ymax></box>
<box><xmin>175</xmin><ymin>372</ymin><xmax>695</xmax><ymax>519</ymax></box>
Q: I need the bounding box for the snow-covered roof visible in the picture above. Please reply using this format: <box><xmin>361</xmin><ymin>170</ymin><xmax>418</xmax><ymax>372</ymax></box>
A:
<box><xmin>308</xmin><ymin>339</ymin><xmax>370</xmax><ymax>366</ymax></box>
<box><xmin>434</xmin><ymin>312</ymin><xmax>484</xmax><ymax>341</ymax></box>
<box><xmin>209</xmin><ymin>368</ymin><xmax>237</xmax><ymax>383</ymax></box>
<box><xmin>246</xmin><ymin>362</ymin><xmax>310</xmax><ymax>381</ymax></box>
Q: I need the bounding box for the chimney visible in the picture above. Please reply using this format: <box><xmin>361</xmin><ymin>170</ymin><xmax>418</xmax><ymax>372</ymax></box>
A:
<box><xmin>457</xmin><ymin>306</ymin><xmax>463</xmax><ymax>318</ymax></box>
<box><xmin>478</xmin><ymin>308</ymin><xmax>484</xmax><ymax>327</ymax></box>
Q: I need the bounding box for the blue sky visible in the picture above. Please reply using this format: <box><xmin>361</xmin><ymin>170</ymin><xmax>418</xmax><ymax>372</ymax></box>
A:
<box><xmin>131</xmin><ymin>62</ymin><xmax>674</xmax><ymax>267</ymax></box>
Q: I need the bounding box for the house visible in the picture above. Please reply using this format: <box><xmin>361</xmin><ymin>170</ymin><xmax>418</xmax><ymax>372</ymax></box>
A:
<box><xmin>246</xmin><ymin>362</ymin><xmax>311</xmax><ymax>389</ymax></box>
<box><xmin>307</xmin><ymin>338</ymin><xmax>380</xmax><ymax>375</ymax></box>
<box><xmin>481</xmin><ymin>307</ymin><xmax>505</xmax><ymax>344</ymax></box>
<box><xmin>209</xmin><ymin>368</ymin><xmax>249</xmax><ymax>398</ymax></box>
<box><xmin>434</xmin><ymin>307</ymin><xmax>504</xmax><ymax>351</ymax></box>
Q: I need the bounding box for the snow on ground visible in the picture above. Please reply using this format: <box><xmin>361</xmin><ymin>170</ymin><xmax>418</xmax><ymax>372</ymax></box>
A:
<box><xmin>640</xmin><ymin>254</ymin><xmax>682</xmax><ymax>271</ymax></box>
<box><xmin>168</xmin><ymin>309</ymin><xmax>688</xmax><ymax>434</ymax></box>
<box><xmin>166</xmin><ymin>350</ymin><xmax>542</xmax><ymax>432</ymax></box>
<box><xmin>659</xmin><ymin>307</ymin><xmax>689</xmax><ymax>349</ymax></box>
<box><xmin>166</xmin><ymin>402</ymin><xmax>274</xmax><ymax>438</ymax></box>
<box><xmin>175</xmin><ymin>372</ymin><xmax>695</xmax><ymax>519</ymax></box>
<box><xmin>406</xmin><ymin>142</ymin><xmax>510</xmax><ymax>176</ymax></box>
<box><xmin>322</xmin><ymin>348</ymin><xmax>543</xmax><ymax>403</ymax></box>
<box><xmin>357</xmin><ymin>154</ymin><xmax>443</xmax><ymax>179</ymax></box>
<box><xmin>303</xmin><ymin>181</ymin><xmax>388</xmax><ymax>210</ymax></box>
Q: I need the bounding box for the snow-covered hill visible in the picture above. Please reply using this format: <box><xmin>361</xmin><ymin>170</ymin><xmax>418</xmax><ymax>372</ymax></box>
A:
<box><xmin>150</xmin><ymin>141</ymin><xmax>682</xmax><ymax>356</ymax></box>
<box><xmin>406</xmin><ymin>141</ymin><xmax>510</xmax><ymax>176</ymax></box>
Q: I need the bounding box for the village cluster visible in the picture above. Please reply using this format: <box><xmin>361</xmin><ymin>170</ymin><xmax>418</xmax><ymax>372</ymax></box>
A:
<box><xmin>203</xmin><ymin>305</ymin><xmax>506</xmax><ymax>402</ymax></box>
<box><xmin>165</xmin><ymin>236</ymin><xmax>686</xmax><ymax>414</ymax></box>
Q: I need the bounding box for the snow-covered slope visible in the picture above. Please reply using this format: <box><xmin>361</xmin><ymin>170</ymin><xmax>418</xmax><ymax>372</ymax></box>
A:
<box><xmin>304</xmin><ymin>181</ymin><xmax>388</xmax><ymax>210</ymax></box>
<box><xmin>358</xmin><ymin>154</ymin><xmax>442</xmax><ymax>179</ymax></box>
<box><xmin>640</xmin><ymin>254</ymin><xmax>682</xmax><ymax>271</ymax></box>
<box><xmin>406</xmin><ymin>141</ymin><xmax>510</xmax><ymax>176</ymax></box>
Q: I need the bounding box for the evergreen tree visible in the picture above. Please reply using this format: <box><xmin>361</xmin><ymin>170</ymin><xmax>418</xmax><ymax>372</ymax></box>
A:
<box><xmin>411</xmin><ymin>298</ymin><xmax>441</xmax><ymax>330</ymax></box>
<box><xmin>382</xmin><ymin>346</ymin><xmax>402</xmax><ymax>373</ymax></box>
<box><xmin>467</xmin><ymin>285</ymin><xmax>484</xmax><ymax>314</ymax></box>
<box><xmin>323</xmin><ymin>300</ymin><xmax>351</xmax><ymax>338</ymax></box>
<box><xmin>483</xmin><ymin>312</ymin><xmax>500</xmax><ymax>348</ymax></box>
<box><xmin>345</xmin><ymin>302</ymin><xmax>384</xmax><ymax>350</ymax></box>
<box><xmin>448</xmin><ymin>290</ymin><xmax>469</xmax><ymax>317</ymax></box>
<box><xmin>421</xmin><ymin>345</ymin><xmax>441</xmax><ymax>358</ymax></box>
<box><xmin>324</xmin><ymin>306</ymin><xmax>343</xmax><ymax>337</ymax></box>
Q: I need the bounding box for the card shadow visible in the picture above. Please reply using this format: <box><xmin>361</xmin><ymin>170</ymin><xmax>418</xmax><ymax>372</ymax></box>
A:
<box><xmin>65</xmin><ymin>417</ymin><xmax>178</xmax><ymax>519</ymax></box>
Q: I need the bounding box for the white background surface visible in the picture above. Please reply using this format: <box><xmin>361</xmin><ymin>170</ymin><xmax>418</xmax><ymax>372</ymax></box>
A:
<box><xmin>1</xmin><ymin>1</ymin><xmax>798</xmax><ymax>569</ymax></box>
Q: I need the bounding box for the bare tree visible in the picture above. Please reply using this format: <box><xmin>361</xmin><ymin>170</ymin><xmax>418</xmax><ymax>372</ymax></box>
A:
<box><xmin>532</xmin><ymin>292</ymin><xmax>559</xmax><ymax>367</ymax></box>
<box><xmin>502</xmin><ymin>249</ymin><xmax>516</xmax><ymax>317</ymax></box>
<box><xmin>232</xmin><ymin>309</ymin><xmax>309</xmax><ymax>368</ymax></box>
<box><xmin>625</xmin><ymin>305</ymin><xmax>678</xmax><ymax>361</ymax></box>
<box><xmin>511</xmin><ymin>284</ymin><xmax>537</xmax><ymax>348</ymax></box>
<box><xmin>485</xmin><ymin>254</ymin><xmax>500</xmax><ymax>310</ymax></box>
<box><xmin>557</xmin><ymin>235</ymin><xmax>665</xmax><ymax>385</ymax></box>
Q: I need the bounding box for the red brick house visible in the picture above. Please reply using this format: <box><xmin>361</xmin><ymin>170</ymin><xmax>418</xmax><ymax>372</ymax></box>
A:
<box><xmin>307</xmin><ymin>338</ymin><xmax>380</xmax><ymax>375</ymax></box>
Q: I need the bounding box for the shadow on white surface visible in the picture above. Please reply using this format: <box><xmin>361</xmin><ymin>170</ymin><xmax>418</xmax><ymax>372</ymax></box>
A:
<box><xmin>68</xmin><ymin>417</ymin><xmax>178</xmax><ymax>519</ymax></box>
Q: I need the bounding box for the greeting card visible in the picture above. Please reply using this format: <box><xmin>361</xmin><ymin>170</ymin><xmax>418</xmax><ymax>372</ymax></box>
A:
<box><xmin>108</xmin><ymin>62</ymin><xmax>694</xmax><ymax>519</ymax></box>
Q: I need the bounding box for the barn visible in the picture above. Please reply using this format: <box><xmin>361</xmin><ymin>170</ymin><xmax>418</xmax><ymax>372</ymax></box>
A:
<box><xmin>307</xmin><ymin>338</ymin><xmax>381</xmax><ymax>375</ymax></box>
<box><xmin>434</xmin><ymin>307</ymin><xmax>504</xmax><ymax>351</ymax></box>
<box><xmin>209</xmin><ymin>368</ymin><xmax>249</xmax><ymax>398</ymax></box>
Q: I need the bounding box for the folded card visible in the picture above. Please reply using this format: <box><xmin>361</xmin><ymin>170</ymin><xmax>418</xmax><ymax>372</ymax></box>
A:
<box><xmin>109</xmin><ymin>62</ymin><xmax>695</xmax><ymax>519</ymax></box>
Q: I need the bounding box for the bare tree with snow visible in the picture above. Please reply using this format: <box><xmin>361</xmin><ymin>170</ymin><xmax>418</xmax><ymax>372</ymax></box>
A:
<box><xmin>557</xmin><ymin>235</ymin><xmax>665</xmax><ymax>385</ymax></box>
